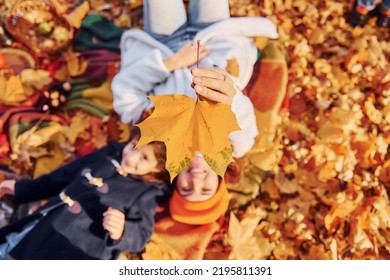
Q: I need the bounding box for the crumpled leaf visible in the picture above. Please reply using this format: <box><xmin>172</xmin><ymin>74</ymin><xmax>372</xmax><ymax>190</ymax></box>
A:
<box><xmin>33</xmin><ymin>130</ymin><xmax>72</xmax><ymax>178</ymax></box>
<box><xmin>10</xmin><ymin>122</ymin><xmax>69</xmax><ymax>178</ymax></box>
<box><xmin>64</xmin><ymin>1</ymin><xmax>90</xmax><ymax>28</ymax></box>
<box><xmin>50</xmin><ymin>0</ymin><xmax>90</xmax><ymax>28</ymax></box>
<box><xmin>90</xmin><ymin>116</ymin><xmax>107</xmax><ymax>149</ymax></box>
<box><xmin>13</xmin><ymin>122</ymin><xmax>63</xmax><ymax>151</ymax></box>
<box><xmin>324</xmin><ymin>199</ymin><xmax>360</xmax><ymax>232</ymax></box>
<box><xmin>53</xmin><ymin>63</ymin><xmax>71</xmax><ymax>82</ymax></box>
<box><xmin>0</xmin><ymin>75</ymin><xmax>26</xmax><ymax>105</ymax></box>
<box><xmin>20</xmin><ymin>69</ymin><xmax>52</xmax><ymax>90</ymax></box>
<box><xmin>136</xmin><ymin>94</ymin><xmax>240</xmax><ymax>180</ymax></box>
<box><xmin>63</xmin><ymin>113</ymin><xmax>91</xmax><ymax>144</ymax></box>
<box><xmin>63</xmin><ymin>52</ymin><xmax>89</xmax><ymax>77</ymax></box>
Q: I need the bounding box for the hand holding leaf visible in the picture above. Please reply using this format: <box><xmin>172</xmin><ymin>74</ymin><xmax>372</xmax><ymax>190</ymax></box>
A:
<box><xmin>137</xmin><ymin>46</ymin><xmax>240</xmax><ymax>181</ymax></box>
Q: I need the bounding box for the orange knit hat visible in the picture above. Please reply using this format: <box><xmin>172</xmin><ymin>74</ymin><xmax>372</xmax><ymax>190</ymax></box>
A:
<box><xmin>169</xmin><ymin>180</ymin><xmax>229</xmax><ymax>225</ymax></box>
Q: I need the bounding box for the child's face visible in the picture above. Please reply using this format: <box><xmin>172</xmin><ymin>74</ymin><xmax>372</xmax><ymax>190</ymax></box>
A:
<box><xmin>175</xmin><ymin>153</ymin><xmax>219</xmax><ymax>202</ymax></box>
<box><xmin>121</xmin><ymin>142</ymin><xmax>160</xmax><ymax>175</ymax></box>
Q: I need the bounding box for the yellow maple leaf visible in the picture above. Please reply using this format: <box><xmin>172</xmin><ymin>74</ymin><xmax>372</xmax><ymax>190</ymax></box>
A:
<box><xmin>0</xmin><ymin>75</ymin><xmax>26</xmax><ymax>105</ymax></box>
<box><xmin>227</xmin><ymin>206</ymin><xmax>273</xmax><ymax>260</ymax></box>
<box><xmin>136</xmin><ymin>94</ymin><xmax>240</xmax><ymax>180</ymax></box>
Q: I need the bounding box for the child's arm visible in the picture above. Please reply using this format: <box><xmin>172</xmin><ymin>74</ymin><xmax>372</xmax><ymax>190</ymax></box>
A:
<box><xmin>102</xmin><ymin>207</ymin><xmax>125</xmax><ymax>240</ymax></box>
<box><xmin>0</xmin><ymin>179</ymin><xmax>16</xmax><ymax>198</ymax></box>
<box><xmin>14</xmin><ymin>145</ymin><xmax>114</xmax><ymax>203</ymax></box>
<box><xmin>105</xmin><ymin>187</ymin><xmax>164</xmax><ymax>253</ymax></box>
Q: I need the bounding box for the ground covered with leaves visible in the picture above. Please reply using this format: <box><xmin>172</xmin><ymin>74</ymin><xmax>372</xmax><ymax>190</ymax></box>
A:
<box><xmin>218</xmin><ymin>0</ymin><xmax>389</xmax><ymax>260</ymax></box>
<box><xmin>0</xmin><ymin>0</ymin><xmax>389</xmax><ymax>260</ymax></box>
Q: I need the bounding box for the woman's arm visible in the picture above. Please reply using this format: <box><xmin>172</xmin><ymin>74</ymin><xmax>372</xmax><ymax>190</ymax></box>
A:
<box><xmin>112</xmin><ymin>39</ymin><xmax>209</xmax><ymax>125</ymax></box>
<box><xmin>163</xmin><ymin>42</ymin><xmax>209</xmax><ymax>72</ymax></box>
<box><xmin>191</xmin><ymin>67</ymin><xmax>258</xmax><ymax>157</ymax></box>
<box><xmin>112</xmin><ymin>49</ymin><xmax>171</xmax><ymax>125</ymax></box>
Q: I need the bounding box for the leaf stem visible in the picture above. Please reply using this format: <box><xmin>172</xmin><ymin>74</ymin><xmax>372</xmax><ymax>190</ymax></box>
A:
<box><xmin>196</xmin><ymin>39</ymin><xmax>200</xmax><ymax>102</ymax></box>
<box><xmin>197</xmin><ymin>39</ymin><xmax>200</xmax><ymax>69</ymax></box>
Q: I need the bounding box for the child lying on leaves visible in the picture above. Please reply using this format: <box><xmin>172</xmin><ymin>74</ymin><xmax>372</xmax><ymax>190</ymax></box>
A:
<box><xmin>0</xmin><ymin>133</ymin><xmax>170</xmax><ymax>260</ymax></box>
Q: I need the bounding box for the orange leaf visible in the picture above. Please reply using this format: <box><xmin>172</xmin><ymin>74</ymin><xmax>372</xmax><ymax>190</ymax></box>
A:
<box><xmin>136</xmin><ymin>94</ymin><xmax>240</xmax><ymax>180</ymax></box>
<box><xmin>64</xmin><ymin>52</ymin><xmax>89</xmax><ymax>77</ymax></box>
<box><xmin>64</xmin><ymin>1</ymin><xmax>90</xmax><ymax>29</ymax></box>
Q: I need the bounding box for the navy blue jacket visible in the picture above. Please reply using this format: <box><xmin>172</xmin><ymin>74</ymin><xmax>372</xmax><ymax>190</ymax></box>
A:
<box><xmin>0</xmin><ymin>142</ymin><xmax>168</xmax><ymax>259</ymax></box>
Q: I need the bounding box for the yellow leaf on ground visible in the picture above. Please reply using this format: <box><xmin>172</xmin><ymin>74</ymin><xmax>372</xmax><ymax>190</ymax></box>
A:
<box><xmin>0</xmin><ymin>75</ymin><xmax>26</xmax><ymax>105</ymax></box>
<box><xmin>324</xmin><ymin>200</ymin><xmax>359</xmax><ymax>231</ymax></box>
<box><xmin>63</xmin><ymin>114</ymin><xmax>91</xmax><ymax>144</ymax></box>
<box><xmin>33</xmin><ymin>132</ymin><xmax>71</xmax><ymax>178</ymax></box>
<box><xmin>64</xmin><ymin>1</ymin><xmax>90</xmax><ymax>28</ymax></box>
<box><xmin>20</xmin><ymin>69</ymin><xmax>52</xmax><ymax>90</ymax></box>
<box><xmin>227</xmin><ymin>208</ymin><xmax>273</xmax><ymax>259</ymax></box>
<box><xmin>15</xmin><ymin>122</ymin><xmax>63</xmax><ymax>148</ymax></box>
<box><xmin>136</xmin><ymin>95</ymin><xmax>240</xmax><ymax>180</ymax></box>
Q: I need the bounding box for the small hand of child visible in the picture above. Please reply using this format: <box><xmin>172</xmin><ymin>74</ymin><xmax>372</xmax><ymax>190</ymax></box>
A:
<box><xmin>102</xmin><ymin>207</ymin><xmax>125</xmax><ymax>240</ymax></box>
<box><xmin>0</xmin><ymin>179</ymin><xmax>16</xmax><ymax>199</ymax></box>
<box><xmin>164</xmin><ymin>42</ymin><xmax>210</xmax><ymax>72</ymax></box>
<box><xmin>191</xmin><ymin>67</ymin><xmax>236</xmax><ymax>106</ymax></box>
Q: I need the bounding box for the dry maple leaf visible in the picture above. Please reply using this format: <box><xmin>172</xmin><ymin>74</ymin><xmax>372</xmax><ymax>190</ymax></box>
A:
<box><xmin>0</xmin><ymin>75</ymin><xmax>26</xmax><ymax>105</ymax></box>
<box><xmin>227</xmin><ymin>207</ymin><xmax>273</xmax><ymax>260</ymax></box>
<box><xmin>136</xmin><ymin>94</ymin><xmax>240</xmax><ymax>180</ymax></box>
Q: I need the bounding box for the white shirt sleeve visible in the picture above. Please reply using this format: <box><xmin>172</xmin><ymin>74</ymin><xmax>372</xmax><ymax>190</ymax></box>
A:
<box><xmin>111</xmin><ymin>49</ymin><xmax>171</xmax><ymax>125</ymax></box>
<box><xmin>229</xmin><ymin>90</ymin><xmax>258</xmax><ymax>158</ymax></box>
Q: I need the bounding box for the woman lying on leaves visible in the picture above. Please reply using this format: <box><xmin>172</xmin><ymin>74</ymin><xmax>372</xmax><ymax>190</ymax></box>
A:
<box><xmin>111</xmin><ymin>0</ymin><xmax>277</xmax><ymax>226</ymax></box>
<box><xmin>0</xmin><ymin>133</ymin><xmax>170</xmax><ymax>260</ymax></box>
<box><xmin>116</xmin><ymin>67</ymin><xmax>243</xmax><ymax>227</ymax></box>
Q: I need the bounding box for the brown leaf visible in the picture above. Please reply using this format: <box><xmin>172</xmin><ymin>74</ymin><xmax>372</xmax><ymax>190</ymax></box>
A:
<box><xmin>260</xmin><ymin>177</ymin><xmax>280</xmax><ymax>199</ymax></box>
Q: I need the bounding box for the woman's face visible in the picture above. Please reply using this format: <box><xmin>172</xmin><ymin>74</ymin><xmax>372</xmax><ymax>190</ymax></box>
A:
<box><xmin>121</xmin><ymin>141</ymin><xmax>159</xmax><ymax>175</ymax></box>
<box><xmin>175</xmin><ymin>153</ymin><xmax>219</xmax><ymax>202</ymax></box>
